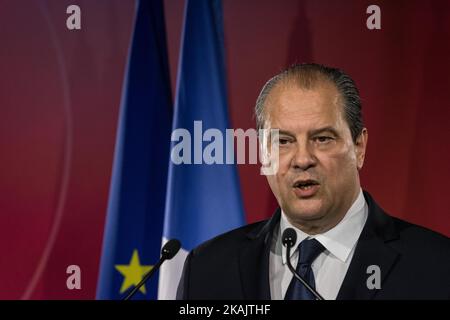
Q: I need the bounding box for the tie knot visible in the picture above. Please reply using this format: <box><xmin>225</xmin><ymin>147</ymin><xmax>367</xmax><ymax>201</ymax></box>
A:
<box><xmin>297</xmin><ymin>239</ymin><xmax>325</xmax><ymax>265</ymax></box>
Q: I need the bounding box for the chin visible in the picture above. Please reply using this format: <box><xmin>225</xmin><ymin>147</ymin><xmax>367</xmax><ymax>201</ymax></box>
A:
<box><xmin>287</xmin><ymin>199</ymin><xmax>325</xmax><ymax>222</ymax></box>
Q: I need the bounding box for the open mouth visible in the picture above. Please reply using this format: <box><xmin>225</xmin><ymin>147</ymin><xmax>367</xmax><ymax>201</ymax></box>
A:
<box><xmin>292</xmin><ymin>179</ymin><xmax>320</xmax><ymax>198</ymax></box>
<box><xmin>293</xmin><ymin>179</ymin><xmax>320</xmax><ymax>190</ymax></box>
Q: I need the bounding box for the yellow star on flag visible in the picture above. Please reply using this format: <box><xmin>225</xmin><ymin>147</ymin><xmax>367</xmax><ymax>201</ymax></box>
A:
<box><xmin>115</xmin><ymin>249</ymin><xmax>153</xmax><ymax>294</ymax></box>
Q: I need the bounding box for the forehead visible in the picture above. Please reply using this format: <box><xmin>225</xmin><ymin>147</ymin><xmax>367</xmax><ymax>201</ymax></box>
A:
<box><xmin>265</xmin><ymin>81</ymin><xmax>345</xmax><ymax>130</ymax></box>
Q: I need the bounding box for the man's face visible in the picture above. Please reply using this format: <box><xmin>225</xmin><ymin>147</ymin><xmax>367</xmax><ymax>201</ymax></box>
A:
<box><xmin>264</xmin><ymin>81</ymin><xmax>367</xmax><ymax>232</ymax></box>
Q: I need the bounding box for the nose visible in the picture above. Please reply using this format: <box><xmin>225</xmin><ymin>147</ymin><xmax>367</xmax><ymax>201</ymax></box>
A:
<box><xmin>291</xmin><ymin>142</ymin><xmax>317</xmax><ymax>171</ymax></box>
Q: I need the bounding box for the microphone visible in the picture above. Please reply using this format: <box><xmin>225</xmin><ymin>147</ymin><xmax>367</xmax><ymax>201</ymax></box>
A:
<box><xmin>281</xmin><ymin>228</ymin><xmax>324</xmax><ymax>300</ymax></box>
<box><xmin>123</xmin><ymin>239</ymin><xmax>181</xmax><ymax>300</ymax></box>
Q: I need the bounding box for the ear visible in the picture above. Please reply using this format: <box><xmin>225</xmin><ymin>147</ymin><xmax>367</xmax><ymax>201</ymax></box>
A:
<box><xmin>355</xmin><ymin>128</ymin><xmax>368</xmax><ymax>170</ymax></box>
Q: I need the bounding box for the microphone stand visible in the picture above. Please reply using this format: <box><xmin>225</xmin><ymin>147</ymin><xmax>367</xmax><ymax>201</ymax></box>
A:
<box><xmin>123</xmin><ymin>239</ymin><xmax>181</xmax><ymax>300</ymax></box>
<box><xmin>123</xmin><ymin>258</ymin><xmax>165</xmax><ymax>301</ymax></box>
<box><xmin>285</xmin><ymin>241</ymin><xmax>324</xmax><ymax>300</ymax></box>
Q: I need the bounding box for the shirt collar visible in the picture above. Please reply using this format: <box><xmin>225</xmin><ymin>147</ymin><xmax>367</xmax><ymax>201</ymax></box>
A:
<box><xmin>279</xmin><ymin>188</ymin><xmax>367</xmax><ymax>264</ymax></box>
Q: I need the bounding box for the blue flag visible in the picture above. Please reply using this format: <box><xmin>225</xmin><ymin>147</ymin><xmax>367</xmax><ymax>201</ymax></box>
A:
<box><xmin>96</xmin><ymin>0</ymin><xmax>172</xmax><ymax>300</ymax></box>
<box><xmin>158</xmin><ymin>0</ymin><xmax>245</xmax><ymax>299</ymax></box>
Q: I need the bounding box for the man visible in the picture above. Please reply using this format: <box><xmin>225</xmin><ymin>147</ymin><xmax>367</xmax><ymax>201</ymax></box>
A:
<box><xmin>176</xmin><ymin>63</ymin><xmax>450</xmax><ymax>300</ymax></box>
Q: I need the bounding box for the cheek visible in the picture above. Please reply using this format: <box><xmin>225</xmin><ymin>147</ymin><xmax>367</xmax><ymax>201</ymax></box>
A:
<box><xmin>266</xmin><ymin>168</ymin><xmax>290</xmax><ymax>202</ymax></box>
<box><xmin>266</xmin><ymin>175</ymin><xmax>282</xmax><ymax>205</ymax></box>
<box><xmin>319</xmin><ymin>147</ymin><xmax>357</xmax><ymax>184</ymax></box>
<box><xmin>277</xmin><ymin>151</ymin><xmax>292</xmax><ymax>167</ymax></box>
<box><xmin>266</xmin><ymin>175</ymin><xmax>279</xmax><ymax>193</ymax></box>
<box><xmin>272</xmin><ymin>153</ymin><xmax>291</xmax><ymax>180</ymax></box>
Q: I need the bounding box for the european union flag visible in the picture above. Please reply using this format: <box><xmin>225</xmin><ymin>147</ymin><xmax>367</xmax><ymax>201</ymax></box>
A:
<box><xmin>158</xmin><ymin>0</ymin><xmax>245</xmax><ymax>299</ymax></box>
<box><xmin>96</xmin><ymin>0</ymin><xmax>172</xmax><ymax>300</ymax></box>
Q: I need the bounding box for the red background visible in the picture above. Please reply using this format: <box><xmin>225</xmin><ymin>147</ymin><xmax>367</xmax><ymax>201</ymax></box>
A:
<box><xmin>0</xmin><ymin>0</ymin><xmax>449</xmax><ymax>299</ymax></box>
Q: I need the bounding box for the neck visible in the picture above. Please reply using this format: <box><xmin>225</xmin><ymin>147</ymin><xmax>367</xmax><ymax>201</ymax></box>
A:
<box><xmin>288</xmin><ymin>188</ymin><xmax>361</xmax><ymax>235</ymax></box>
<box><xmin>291</xmin><ymin>214</ymin><xmax>345</xmax><ymax>235</ymax></box>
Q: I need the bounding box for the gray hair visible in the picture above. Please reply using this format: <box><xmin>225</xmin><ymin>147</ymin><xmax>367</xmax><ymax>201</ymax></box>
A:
<box><xmin>255</xmin><ymin>63</ymin><xmax>364</xmax><ymax>143</ymax></box>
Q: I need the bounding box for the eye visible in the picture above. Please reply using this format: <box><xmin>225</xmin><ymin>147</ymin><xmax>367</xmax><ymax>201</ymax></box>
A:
<box><xmin>279</xmin><ymin>138</ymin><xmax>290</xmax><ymax>145</ymax></box>
<box><xmin>314</xmin><ymin>136</ymin><xmax>333</xmax><ymax>144</ymax></box>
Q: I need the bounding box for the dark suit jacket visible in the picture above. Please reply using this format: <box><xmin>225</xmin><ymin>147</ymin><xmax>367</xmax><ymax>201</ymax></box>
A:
<box><xmin>177</xmin><ymin>191</ymin><xmax>450</xmax><ymax>299</ymax></box>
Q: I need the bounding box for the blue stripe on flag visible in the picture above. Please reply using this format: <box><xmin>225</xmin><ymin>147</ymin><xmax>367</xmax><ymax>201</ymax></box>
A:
<box><xmin>96</xmin><ymin>0</ymin><xmax>172</xmax><ymax>300</ymax></box>
<box><xmin>158</xmin><ymin>0</ymin><xmax>245</xmax><ymax>299</ymax></box>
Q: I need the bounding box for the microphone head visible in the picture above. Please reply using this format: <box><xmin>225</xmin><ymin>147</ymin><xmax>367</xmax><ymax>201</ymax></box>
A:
<box><xmin>282</xmin><ymin>228</ymin><xmax>297</xmax><ymax>248</ymax></box>
<box><xmin>161</xmin><ymin>239</ymin><xmax>181</xmax><ymax>260</ymax></box>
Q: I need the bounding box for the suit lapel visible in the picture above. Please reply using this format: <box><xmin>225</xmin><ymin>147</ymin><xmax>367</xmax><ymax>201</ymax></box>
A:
<box><xmin>337</xmin><ymin>192</ymin><xmax>400</xmax><ymax>300</ymax></box>
<box><xmin>336</xmin><ymin>228</ymin><xmax>400</xmax><ymax>299</ymax></box>
<box><xmin>238</xmin><ymin>209</ymin><xmax>281</xmax><ymax>300</ymax></box>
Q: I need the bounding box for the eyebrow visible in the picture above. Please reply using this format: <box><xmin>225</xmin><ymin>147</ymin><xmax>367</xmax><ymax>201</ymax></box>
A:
<box><xmin>278</xmin><ymin>130</ymin><xmax>295</xmax><ymax>136</ymax></box>
<box><xmin>277</xmin><ymin>126</ymin><xmax>340</xmax><ymax>137</ymax></box>
<box><xmin>309</xmin><ymin>126</ymin><xmax>340</xmax><ymax>137</ymax></box>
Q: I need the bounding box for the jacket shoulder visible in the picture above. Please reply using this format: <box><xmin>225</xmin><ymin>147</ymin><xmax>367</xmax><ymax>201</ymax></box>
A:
<box><xmin>392</xmin><ymin>217</ymin><xmax>450</xmax><ymax>255</ymax></box>
<box><xmin>177</xmin><ymin>220</ymin><xmax>271</xmax><ymax>299</ymax></box>
<box><xmin>191</xmin><ymin>220</ymin><xmax>269</xmax><ymax>258</ymax></box>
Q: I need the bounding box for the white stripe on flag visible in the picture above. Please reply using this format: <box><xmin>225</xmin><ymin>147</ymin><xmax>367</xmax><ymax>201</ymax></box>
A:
<box><xmin>157</xmin><ymin>237</ymin><xmax>189</xmax><ymax>299</ymax></box>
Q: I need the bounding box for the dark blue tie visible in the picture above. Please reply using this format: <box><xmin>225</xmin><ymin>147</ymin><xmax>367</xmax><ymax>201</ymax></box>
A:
<box><xmin>284</xmin><ymin>238</ymin><xmax>325</xmax><ymax>300</ymax></box>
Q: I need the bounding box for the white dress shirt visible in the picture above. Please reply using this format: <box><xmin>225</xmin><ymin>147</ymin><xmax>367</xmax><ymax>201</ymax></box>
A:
<box><xmin>269</xmin><ymin>189</ymin><xmax>368</xmax><ymax>300</ymax></box>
